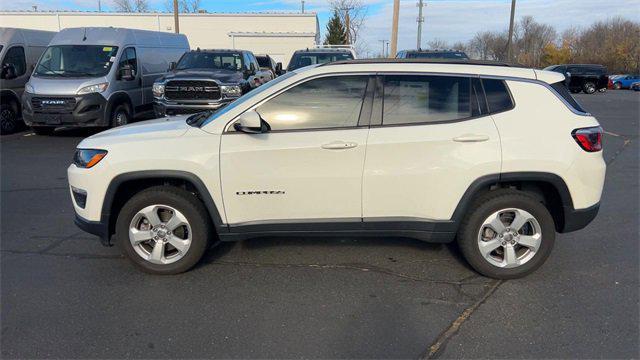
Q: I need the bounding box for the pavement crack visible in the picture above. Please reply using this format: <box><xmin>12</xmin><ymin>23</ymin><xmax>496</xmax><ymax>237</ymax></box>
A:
<box><xmin>37</xmin><ymin>232</ymin><xmax>82</xmax><ymax>254</ymax></box>
<box><xmin>1</xmin><ymin>248</ymin><xmax>121</xmax><ymax>260</ymax></box>
<box><xmin>605</xmin><ymin>135</ymin><xmax>633</xmax><ymax>166</ymax></box>
<box><xmin>420</xmin><ymin>279</ymin><xmax>503</xmax><ymax>359</ymax></box>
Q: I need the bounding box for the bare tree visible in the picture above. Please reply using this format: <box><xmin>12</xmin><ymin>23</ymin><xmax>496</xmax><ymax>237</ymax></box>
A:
<box><xmin>426</xmin><ymin>38</ymin><xmax>448</xmax><ymax>50</ymax></box>
<box><xmin>164</xmin><ymin>0</ymin><xmax>201</xmax><ymax>13</ymax></box>
<box><xmin>512</xmin><ymin>16</ymin><xmax>556</xmax><ymax>67</ymax></box>
<box><xmin>329</xmin><ymin>0</ymin><xmax>367</xmax><ymax>45</ymax></box>
<box><xmin>112</xmin><ymin>0</ymin><xmax>149</xmax><ymax>12</ymax></box>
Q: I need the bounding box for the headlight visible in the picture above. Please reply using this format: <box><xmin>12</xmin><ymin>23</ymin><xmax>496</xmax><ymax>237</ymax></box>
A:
<box><xmin>221</xmin><ymin>85</ymin><xmax>242</xmax><ymax>97</ymax></box>
<box><xmin>73</xmin><ymin>149</ymin><xmax>108</xmax><ymax>168</ymax></box>
<box><xmin>77</xmin><ymin>82</ymin><xmax>109</xmax><ymax>95</ymax></box>
<box><xmin>152</xmin><ymin>83</ymin><xmax>165</xmax><ymax>97</ymax></box>
<box><xmin>25</xmin><ymin>83</ymin><xmax>34</xmax><ymax>94</ymax></box>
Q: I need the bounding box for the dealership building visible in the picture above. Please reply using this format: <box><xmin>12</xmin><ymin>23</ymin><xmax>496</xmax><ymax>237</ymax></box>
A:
<box><xmin>0</xmin><ymin>11</ymin><xmax>320</xmax><ymax>65</ymax></box>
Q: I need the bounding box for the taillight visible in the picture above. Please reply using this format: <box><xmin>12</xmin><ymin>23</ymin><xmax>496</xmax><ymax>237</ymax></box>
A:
<box><xmin>572</xmin><ymin>126</ymin><xmax>603</xmax><ymax>152</ymax></box>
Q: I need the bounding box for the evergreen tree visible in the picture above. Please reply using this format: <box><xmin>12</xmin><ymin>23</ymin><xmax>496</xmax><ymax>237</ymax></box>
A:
<box><xmin>323</xmin><ymin>10</ymin><xmax>347</xmax><ymax>45</ymax></box>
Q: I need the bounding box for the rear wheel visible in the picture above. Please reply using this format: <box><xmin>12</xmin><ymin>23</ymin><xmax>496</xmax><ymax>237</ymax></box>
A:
<box><xmin>583</xmin><ymin>81</ymin><xmax>597</xmax><ymax>94</ymax></box>
<box><xmin>116</xmin><ymin>186</ymin><xmax>212</xmax><ymax>274</ymax></box>
<box><xmin>613</xmin><ymin>82</ymin><xmax>622</xmax><ymax>90</ymax></box>
<box><xmin>457</xmin><ymin>190</ymin><xmax>555</xmax><ymax>279</ymax></box>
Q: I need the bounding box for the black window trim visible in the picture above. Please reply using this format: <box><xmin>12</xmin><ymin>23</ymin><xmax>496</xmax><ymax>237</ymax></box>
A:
<box><xmin>224</xmin><ymin>72</ymin><xmax>377</xmax><ymax>134</ymax></box>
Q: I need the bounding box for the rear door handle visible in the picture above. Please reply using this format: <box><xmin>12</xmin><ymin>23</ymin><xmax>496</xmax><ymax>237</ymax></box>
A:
<box><xmin>321</xmin><ymin>141</ymin><xmax>358</xmax><ymax>150</ymax></box>
<box><xmin>453</xmin><ymin>134</ymin><xmax>490</xmax><ymax>142</ymax></box>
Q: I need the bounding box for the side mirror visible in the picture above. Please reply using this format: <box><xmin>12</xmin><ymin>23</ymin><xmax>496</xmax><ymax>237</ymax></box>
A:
<box><xmin>233</xmin><ymin>110</ymin><xmax>270</xmax><ymax>134</ymax></box>
<box><xmin>1</xmin><ymin>64</ymin><xmax>17</xmax><ymax>80</ymax></box>
<box><xmin>119</xmin><ymin>64</ymin><xmax>135</xmax><ymax>81</ymax></box>
<box><xmin>275</xmin><ymin>62</ymin><xmax>283</xmax><ymax>75</ymax></box>
<box><xmin>168</xmin><ymin>61</ymin><xmax>176</xmax><ymax>71</ymax></box>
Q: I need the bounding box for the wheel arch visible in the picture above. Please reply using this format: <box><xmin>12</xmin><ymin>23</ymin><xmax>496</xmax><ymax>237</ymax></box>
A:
<box><xmin>452</xmin><ymin>172</ymin><xmax>574</xmax><ymax>233</ymax></box>
<box><xmin>105</xmin><ymin>91</ymin><xmax>133</xmax><ymax>121</ymax></box>
<box><xmin>102</xmin><ymin>170</ymin><xmax>226</xmax><ymax>243</ymax></box>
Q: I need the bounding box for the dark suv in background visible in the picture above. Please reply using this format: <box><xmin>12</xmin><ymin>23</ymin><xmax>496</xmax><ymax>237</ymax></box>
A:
<box><xmin>396</xmin><ymin>49</ymin><xmax>469</xmax><ymax>60</ymax></box>
<box><xmin>544</xmin><ymin>64</ymin><xmax>608</xmax><ymax>94</ymax></box>
<box><xmin>256</xmin><ymin>54</ymin><xmax>283</xmax><ymax>78</ymax></box>
<box><xmin>152</xmin><ymin>49</ymin><xmax>273</xmax><ymax>116</ymax></box>
<box><xmin>287</xmin><ymin>47</ymin><xmax>355</xmax><ymax>71</ymax></box>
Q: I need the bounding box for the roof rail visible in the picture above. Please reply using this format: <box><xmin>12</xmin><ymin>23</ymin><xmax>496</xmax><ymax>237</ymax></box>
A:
<box><xmin>314</xmin><ymin>44</ymin><xmax>355</xmax><ymax>50</ymax></box>
<box><xmin>322</xmin><ymin>58</ymin><xmax>525</xmax><ymax>68</ymax></box>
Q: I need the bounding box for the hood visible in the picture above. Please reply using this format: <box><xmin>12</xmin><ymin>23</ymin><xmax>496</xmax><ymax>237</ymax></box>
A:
<box><xmin>28</xmin><ymin>76</ymin><xmax>109</xmax><ymax>95</ymax></box>
<box><xmin>159</xmin><ymin>69</ymin><xmax>244</xmax><ymax>84</ymax></box>
<box><xmin>78</xmin><ymin>115</ymin><xmax>191</xmax><ymax>148</ymax></box>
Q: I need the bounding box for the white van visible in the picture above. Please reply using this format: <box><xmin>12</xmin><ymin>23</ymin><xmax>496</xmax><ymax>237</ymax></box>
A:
<box><xmin>22</xmin><ymin>27</ymin><xmax>189</xmax><ymax>135</ymax></box>
<box><xmin>0</xmin><ymin>28</ymin><xmax>56</xmax><ymax>134</ymax></box>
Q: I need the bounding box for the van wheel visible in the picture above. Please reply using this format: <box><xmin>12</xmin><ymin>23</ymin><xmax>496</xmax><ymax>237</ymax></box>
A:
<box><xmin>0</xmin><ymin>103</ymin><xmax>21</xmax><ymax>134</ymax></box>
<box><xmin>110</xmin><ymin>103</ymin><xmax>131</xmax><ymax>127</ymax></box>
<box><xmin>31</xmin><ymin>126</ymin><xmax>55</xmax><ymax>135</ymax></box>
<box><xmin>457</xmin><ymin>190</ymin><xmax>555</xmax><ymax>279</ymax></box>
<box><xmin>116</xmin><ymin>186</ymin><xmax>212</xmax><ymax>274</ymax></box>
<box><xmin>583</xmin><ymin>82</ymin><xmax>597</xmax><ymax>94</ymax></box>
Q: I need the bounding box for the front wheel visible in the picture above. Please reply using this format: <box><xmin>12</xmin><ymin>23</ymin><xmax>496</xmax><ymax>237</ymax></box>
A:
<box><xmin>110</xmin><ymin>103</ymin><xmax>131</xmax><ymax>128</ymax></box>
<box><xmin>457</xmin><ymin>190</ymin><xmax>555</xmax><ymax>279</ymax></box>
<box><xmin>0</xmin><ymin>103</ymin><xmax>21</xmax><ymax>134</ymax></box>
<box><xmin>116</xmin><ymin>186</ymin><xmax>212</xmax><ymax>274</ymax></box>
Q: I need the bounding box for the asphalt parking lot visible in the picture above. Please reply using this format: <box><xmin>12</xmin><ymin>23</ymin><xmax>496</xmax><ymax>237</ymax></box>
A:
<box><xmin>1</xmin><ymin>90</ymin><xmax>638</xmax><ymax>359</ymax></box>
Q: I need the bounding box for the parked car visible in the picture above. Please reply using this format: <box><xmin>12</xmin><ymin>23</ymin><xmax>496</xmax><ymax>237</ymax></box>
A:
<box><xmin>0</xmin><ymin>28</ymin><xmax>56</xmax><ymax>134</ymax></box>
<box><xmin>287</xmin><ymin>46</ymin><xmax>355</xmax><ymax>71</ymax></box>
<box><xmin>543</xmin><ymin>64</ymin><xmax>608</xmax><ymax>94</ymax></box>
<box><xmin>396</xmin><ymin>49</ymin><xmax>469</xmax><ymax>60</ymax></box>
<box><xmin>611</xmin><ymin>74</ymin><xmax>640</xmax><ymax>89</ymax></box>
<box><xmin>21</xmin><ymin>27</ymin><xmax>189</xmax><ymax>135</ymax></box>
<box><xmin>631</xmin><ymin>82</ymin><xmax>640</xmax><ymax>91</ymax></box>
<box><xmin>69</xmin><ymin>59</ymin><xmax>605</xmax><ymax>279</ymax></box>
<box><xmin>256</xmin><ymin>54</ymin><xmax>283</xmax><ymax>78</ymax></box>
<box><xmin>153</xmin><ymin>49</ymin><xmax>273</xmax><ymax>117</ymax></box>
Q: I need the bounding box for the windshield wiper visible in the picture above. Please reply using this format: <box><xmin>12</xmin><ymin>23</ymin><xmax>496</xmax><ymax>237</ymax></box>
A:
<box><xmin>186</xmin><ymin>110</ymin><xmax>215</xmax><ymax>127</ymax></box>
<box><xmin>34</xmin><ymin>63</ymin><xmax>69</xmax><ymax>77</ymax></box>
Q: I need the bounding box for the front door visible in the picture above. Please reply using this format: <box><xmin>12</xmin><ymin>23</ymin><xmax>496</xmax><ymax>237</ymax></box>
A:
<box><xmin>220</xmin><ymin>74</ymin><xmax>372</xmax><ymax>225</ymax></box>
<box><xmin>115</xmin><ymin>47</ymin><xmax>143</xmax><ymax>111</ymax></box>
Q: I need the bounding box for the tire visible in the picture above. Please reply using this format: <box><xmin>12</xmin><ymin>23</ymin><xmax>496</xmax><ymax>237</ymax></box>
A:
<box><xmin>613</xmin><ymin>82</ymin><xmax>622</xmax><ymax>90</ymax></box>
<box><xmin>583</xmin><ymin>82</ymin><xmax>596</xmax><ymax>94</ymax></box>
<box><xmin>31</xmin><ymin>126</ymin><xmax>55</xmax><ymax>135</ymax></box>
<box><xmin>457</xmin><ymin>189</ymin><xmax>555</xmax><ymax>279</ymax></box>
<box><xmin>110</xmin><ymin>103</ymin><xmax>131</xmax><ymax>128</ymax></box>
<box><xmin>116</xmin><ymin>186</ymin><xmax>213</xmax><ymax>274</ymax></box>
<box><xmin>0</xmin><ymin>103</ymin><xmax>22</xmax><ymax>134</ymax></box>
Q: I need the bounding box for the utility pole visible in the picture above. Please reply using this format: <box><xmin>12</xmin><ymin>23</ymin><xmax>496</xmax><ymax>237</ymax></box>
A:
<box><xmin>416</xmin><ymin>0</ymin><xmax>425</xmax><ymax>50</ymax></box>
<box><xmin>301</xmin><ymin>0</ymin><xmax>305</xmax><ymax>13</ymax></box>
<box><xmin>506</xmin><ymin>0</ymin><xmax>516</xmax><ymax>62</ymax></box>
<box><xmin>98</xmin><ymin>0</ymin><xmax>101</xmax><ymax>12</ymax></box>
<box><xmin>390</xmin><ymin>0</ymin><xmax>400</xmax><ymax>57</ymax></box>
<box><xmin>173</xmin><ymin>0</ymin><xmax>180</xmax><ymax>33</ymax></box>
<box><xmin>340</xmin><ymin>7</ymin><xmax>354</xmax><ymax>44</ymax></box>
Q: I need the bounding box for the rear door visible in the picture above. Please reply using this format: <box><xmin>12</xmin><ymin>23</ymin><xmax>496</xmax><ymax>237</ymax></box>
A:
<box><xmin>220</xmin><ymin>74</ymin><xmax>373</xmax><ymax>225</ymax></box>
<box><xmin>362</xmin><ymin>74</ymin><xmax>501</xmax><ymax>222</ymax></box>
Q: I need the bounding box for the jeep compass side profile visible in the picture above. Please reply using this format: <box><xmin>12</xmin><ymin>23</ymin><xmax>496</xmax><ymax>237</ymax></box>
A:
<box><xmin>68</xmin><ymin>59</ymin><xmax>605</xmax><ymax>279</ymax></box>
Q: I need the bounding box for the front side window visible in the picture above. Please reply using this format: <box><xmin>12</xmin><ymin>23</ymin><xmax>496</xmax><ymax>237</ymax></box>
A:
<box><xmin>34</xmin><ymin>45</ymin><xmax>118</xmax><ymax>77</ymax></box>
<box><xmin>176</xmin><ymin>52</ymin><xmax>243</xmax><ymax>71</ymax></box>
<box><xmin>2</xmin><ymin>46</ymin><xmax>26</xmax><ymax>77</ymax></box>
<box><xmin>382</xmin><ymin>75</ymin><xmax>474</xmax><ymax>125</ymax></box>
<box><xmin>118</xmin><ymin>47</ymin><xmax>137</xmax><ymax>76</ymax></box>
<box><xmin>254</xmin><ymin>75</ymin><xmax>368</xmax><ymax>131</ymax></box>
<box><xmin>482</xmin><ymin>79</ymin><xmax>514</xmax><ymax>114</ymax></box>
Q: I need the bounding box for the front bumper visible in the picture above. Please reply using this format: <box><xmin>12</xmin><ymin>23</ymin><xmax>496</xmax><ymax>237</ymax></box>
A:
<box><xmin>22</xmin><ymin>92</ymin><xmax>109</xmax><ymax>127</ymax></box>
<box><xmin>154</xmin><ymin>98</ymin><xmax>235</xmax><ymax>117</ymax></box>
<box><xmin>74</xmin><ymin>213</ymin><xmax>111</xmax><ymax>246</ymax></box>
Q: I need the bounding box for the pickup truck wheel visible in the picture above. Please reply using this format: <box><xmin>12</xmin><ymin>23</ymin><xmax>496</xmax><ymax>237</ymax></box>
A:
<box><xmin>583</xmin><ymin>82</ymin><xmax>597</xmax><ymax>94</ymax></box>
<box><xmin>457</xmin><ymin>190</ymin><xmax>555</xmax><ymax>279</ymax></box>
<box><xmin>116</xmin><ymin>186</ymin><xmax>212</xmax><ymax>274</ymax></box>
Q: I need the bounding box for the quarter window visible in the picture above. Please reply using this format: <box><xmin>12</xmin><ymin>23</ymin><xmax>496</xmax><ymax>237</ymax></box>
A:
<box><xmin>2</xmin><ymin>46</ymin><xmax>26</xmax><ymax>77</ymax></box>
<box><xmin>482</xmin><ymin>79</ymin><xmax>514</xmax><ymax>114</ymax></box>
<box><xmin>255</xmin><ymin>75</ymin><xmax>368</xmax><ymax>131</ymax></box>
<box><xmin>382</xmin><ymin>75</ymin><xmax>474</xmax><ymax>125</ymax></box>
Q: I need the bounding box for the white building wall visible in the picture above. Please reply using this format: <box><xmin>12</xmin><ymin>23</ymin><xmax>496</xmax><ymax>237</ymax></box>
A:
<box><xmin>0</xmin><ymin>11</ymin><xmax>319</xmax><ymax>65</ymax></box>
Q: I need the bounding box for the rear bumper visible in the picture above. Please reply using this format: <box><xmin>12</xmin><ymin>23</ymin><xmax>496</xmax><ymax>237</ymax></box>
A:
<box><xmin>74</xmin><ymin>213</ymin><xmax>111</xmax><ymax>246</ymax></box>
<box><xmin>22</xmin><ymin>92</ymin><xmax>109</xmax><ymax>127</ymax></box>
<box><xmin>560</xmin><ymin>202</ymin><xmax>600</xmax><ymax>233</ymax></box>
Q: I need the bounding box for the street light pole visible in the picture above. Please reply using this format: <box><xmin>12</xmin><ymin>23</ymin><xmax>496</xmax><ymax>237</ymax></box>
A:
<box><xmin>506</xmin><ymin>0</ymin><xmax>516</xmax><ymax>62</ymax></box>
<box><xmin>390</xmin><ymin>0</ymin><xmax>400</xmax><ymax>57</ymax></box>
<box><xmin>173</xmin><ymin>0</ymin><xmax>180</xmax><ymax>33</ymax></box>
<box><xmin>416</xmin><ymin>0</ymin><xmax>425</xmax><ymax>50</ymax></box>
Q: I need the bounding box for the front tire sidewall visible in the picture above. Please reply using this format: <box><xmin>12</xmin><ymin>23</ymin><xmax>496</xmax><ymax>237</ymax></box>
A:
<box><xmin>116</xmin><ymin>188</ymin><xmax>210</xmax><ymax>274</ymax></box>
<box><xmin>0</xmin><ymin>104</ymin><xmax>20</xmax><ymax>134</ymax></box>
<box><xmin>111</xmin><ymin>104</ymin><xmax>131</xmax><ymax>128</ymax></box>
<box><xmin>458</xmin><ymin>192</ymin><xmax>556</xmax><ymax>279</ymax></box>
<box><xmin>583</xmin><ymin>82</ymin><xmax>596</xmax><ymax>94</ymax></box>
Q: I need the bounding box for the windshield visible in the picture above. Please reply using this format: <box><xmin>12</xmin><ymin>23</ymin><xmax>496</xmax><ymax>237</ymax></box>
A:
<box><xmin>34</xmin><ymin>45</ymin><xmax>118</xmax><ymax>77</ymax></box>
<box><xmin>176</xmin><ymin>52</ymin><xmax>243</xmax><ymax>71</ymax></box>
<box><xmin>200</xmin><ymin>71</ymin><xmax>297</xmax><ymax>127</ymax></box>
<box><xmin>406</xmin><ymin>51</ymin><xmax>468</xmax><ymax>59</ymax></box>
<box><xmin>287</xmin><ymin>52</ymin><xmax>353</xmax><ymax>70</ymax></box>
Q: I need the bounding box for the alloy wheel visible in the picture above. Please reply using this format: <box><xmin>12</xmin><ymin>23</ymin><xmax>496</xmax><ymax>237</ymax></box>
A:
<box><xmin>477</xmin><ymin>208</ymin><xmax>542</xmax><ymax>268</ymax></box>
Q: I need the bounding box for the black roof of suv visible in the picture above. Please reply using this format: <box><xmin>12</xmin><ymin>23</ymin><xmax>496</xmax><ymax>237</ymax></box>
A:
<box><xmin>396</xmin><ymin>49</ymin><xmax>469</xmax><ymax>60</ymax></box>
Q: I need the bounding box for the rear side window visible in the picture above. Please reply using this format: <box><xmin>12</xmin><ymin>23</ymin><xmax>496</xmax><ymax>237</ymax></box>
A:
<box><xmin>550</xmin><ymin>81</ymin><xmax>587</xmax><ymax>113</ymax></box>
<box><xmin>482</xmin><ymin>79</ymin><xmax>514</xmax><ymax>114</ymax></box>
<box><xmin>382</xmin><ymin>75</ymin><xmax>477</xmax><ymax>125</ymax></box>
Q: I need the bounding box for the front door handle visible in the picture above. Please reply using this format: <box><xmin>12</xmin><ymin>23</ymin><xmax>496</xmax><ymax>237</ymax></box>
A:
<box><xmin>453</xmin><ymin>134</ymin><xmax>490</xmax><ymax>142</ymax></box>
<box><xmin>321</xmin><ymin>141</ymin><xmax>358</xmax><ymax>150</ymax></box>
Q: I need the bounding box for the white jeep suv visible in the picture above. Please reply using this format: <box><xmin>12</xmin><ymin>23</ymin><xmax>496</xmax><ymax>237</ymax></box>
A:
<box><xmin>68</xmin><ymin>59</ymin><xmax>605</xmax><ymax>278</ymax></box>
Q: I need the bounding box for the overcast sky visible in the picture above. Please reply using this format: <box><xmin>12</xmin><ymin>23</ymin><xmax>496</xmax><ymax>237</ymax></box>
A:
<box><xmin>2</xmin><ymin>0</ymin><xmax>639</xmax><ymax>55</ymax></box>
